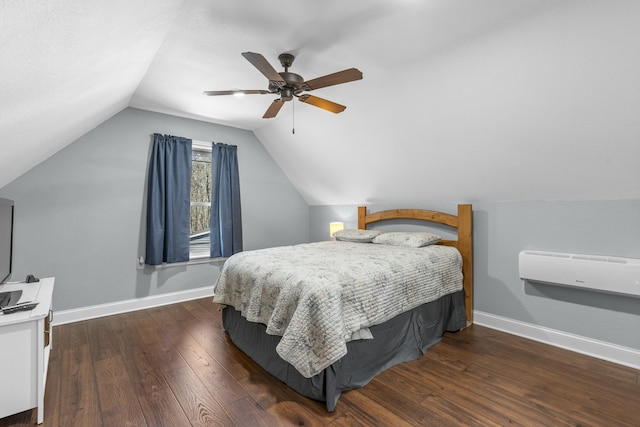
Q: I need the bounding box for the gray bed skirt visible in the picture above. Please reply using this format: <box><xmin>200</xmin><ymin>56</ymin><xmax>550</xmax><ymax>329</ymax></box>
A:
<box><xmin>222</xmin><ymin>289</ymin><xmax>466</xmax><ymax>411</ymax></box>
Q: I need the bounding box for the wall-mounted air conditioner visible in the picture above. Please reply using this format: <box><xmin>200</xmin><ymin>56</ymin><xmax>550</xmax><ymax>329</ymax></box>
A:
<box><xmin>519</xmin><ymin>250</ymin><xmax>640</xmax><ymax>298</ymax></box>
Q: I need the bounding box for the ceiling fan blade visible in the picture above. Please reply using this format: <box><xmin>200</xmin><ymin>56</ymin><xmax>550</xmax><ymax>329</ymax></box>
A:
<box><xmin>203</xmin><ymin>90</ymin><xmax>271</xmax><ymax>96</ymax></box>
<box><xmin>242</xmin><ymin>52</ymin><xmax>286</xmax><ymax>86</ymax></box>
<box><xmin>301</xmin><ymin>68</ymin><xmax>363</xmax><ymax>91</ymax></box>
<box><xmin>297</xmin><ymin>94</ymin><xmax>346</xmax><ymax>114</ymax></box>
<box><xmin>263</xmin><ymin>99</ymin><xmax>286</xmax><ymax>118</ymax></box>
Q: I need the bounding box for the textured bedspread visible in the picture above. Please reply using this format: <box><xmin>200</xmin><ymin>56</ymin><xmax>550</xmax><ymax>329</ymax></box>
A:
<box><xmin>213</xmin><ymin>241</ymin><xmax>463</xmax><ymax>377</ymax></box>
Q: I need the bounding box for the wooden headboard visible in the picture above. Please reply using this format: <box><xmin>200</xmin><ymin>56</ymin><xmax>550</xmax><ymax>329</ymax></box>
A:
<box><xmin>357</xmin><ymin>204</ymin><xmax>473</xmax><ymax>326</ymax></box>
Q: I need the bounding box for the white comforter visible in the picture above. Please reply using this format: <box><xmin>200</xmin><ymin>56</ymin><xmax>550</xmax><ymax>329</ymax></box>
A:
<box><xmin>213</xmin><ymin>241</ymin><xmax>463</xmax><ymax>378</ymax></box>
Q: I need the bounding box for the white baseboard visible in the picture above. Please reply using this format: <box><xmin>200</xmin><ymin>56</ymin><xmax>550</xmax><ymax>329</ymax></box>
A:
<box><xmin>474</xmin><ymin>310</ymin><xmax>640</xmax><ymax>371</ymax></box>
<box><xmin>52</xmin><ymin>286</ymin><xmax>214</xmax><ymax>326</ymax></box>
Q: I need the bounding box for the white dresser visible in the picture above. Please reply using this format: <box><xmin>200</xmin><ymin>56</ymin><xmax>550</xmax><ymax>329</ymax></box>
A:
<box><xmin>0</xmin><ymin>277</ymin><xmax>54</xmax><ymax>424</ymax></box>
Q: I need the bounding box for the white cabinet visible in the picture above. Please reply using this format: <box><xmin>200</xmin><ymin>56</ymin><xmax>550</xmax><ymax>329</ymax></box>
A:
<box><xmin>0</xmin><ymin>277</ymin><xmax>54</xmax><ymax>424</ymax></box>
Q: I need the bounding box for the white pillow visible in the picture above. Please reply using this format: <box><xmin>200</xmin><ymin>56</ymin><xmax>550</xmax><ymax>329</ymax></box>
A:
<box><xmin>334</xmin><ymin>229</ymin><xmax>383</xmax><ymax>243</ymax></box>
<box><xmin>372</xmin><ymin>231</ymin><xmax>441</xmax><ymax>248</ymax></box>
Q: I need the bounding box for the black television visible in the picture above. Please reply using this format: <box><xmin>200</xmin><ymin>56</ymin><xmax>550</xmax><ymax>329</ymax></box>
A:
<box><xmin>0</xmin><ymin>197</ymin><xmax>14</xmax><ymax>285</ymax></box>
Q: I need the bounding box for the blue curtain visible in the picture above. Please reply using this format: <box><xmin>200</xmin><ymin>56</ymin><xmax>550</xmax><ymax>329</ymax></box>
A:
<box><xmin>210</xmin><ymin>143</ymin><xmax>243</xmax><ymax>257</ymax></box>
<box><xmin>145</xmin><ymin>134</ymin><xmax>192</xmax><ymax>265</ymax></box>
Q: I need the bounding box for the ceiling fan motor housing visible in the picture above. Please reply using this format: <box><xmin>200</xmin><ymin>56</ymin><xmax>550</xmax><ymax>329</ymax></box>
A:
<box><xmin>268</xmin><ymin>71</ymin><xmax>304</xmax><ymax>100</ymax></box>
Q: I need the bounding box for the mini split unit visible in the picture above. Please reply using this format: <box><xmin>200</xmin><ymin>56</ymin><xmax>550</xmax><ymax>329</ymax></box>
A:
<box><xmin>519</xmin><ymin>250</ymin><xmax>640</xmax><ymax>298</ymax></box>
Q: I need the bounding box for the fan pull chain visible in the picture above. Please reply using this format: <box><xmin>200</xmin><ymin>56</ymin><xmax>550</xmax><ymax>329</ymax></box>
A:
<box><xmin>292</xmin><ymin>100</ymin><xmax>295</xmax><ymax>134</ymax></box>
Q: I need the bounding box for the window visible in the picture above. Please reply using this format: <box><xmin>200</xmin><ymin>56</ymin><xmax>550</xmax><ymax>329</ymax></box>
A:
<box><xmin>146</xmin><ymin>136</ymin><xmax>241</xmax><ymax>265</ymax></box>
<box><xmin>190</xmin><ymin>142</ymin><xmax>212</xmax><ymax>258</ymax></box>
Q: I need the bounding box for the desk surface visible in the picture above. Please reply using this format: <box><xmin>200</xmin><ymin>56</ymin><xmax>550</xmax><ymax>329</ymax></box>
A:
<box><xmin>0</xmin><ymin>278</ymin><xmax>54</xmax><ymax>326</ymax></box>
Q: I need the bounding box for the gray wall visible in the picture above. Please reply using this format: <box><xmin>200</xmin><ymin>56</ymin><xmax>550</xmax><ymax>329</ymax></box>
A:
<box><xmin>310</xmin><ymin>201</ymin><xmax>640</xmax><ymax>350</ymax></box>
<box><xmin>0</xmin><ymin>108</ymin><xmax>309</xmax><ymax>311</ymax></box>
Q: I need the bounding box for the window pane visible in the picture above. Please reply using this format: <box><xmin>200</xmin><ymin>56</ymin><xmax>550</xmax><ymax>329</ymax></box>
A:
<box><xmin>190</xmin><ymin>204</ymin><xmax>210</xmax><ymax>235</ymax></box>
<box><xmin>190</xmin><ymin>149</ymin><xmax>212</xmax><ymax>257</ymax></box>
<box><xmin>191</xmin><ymin>158</ymin><xmax>212</xmax><ymax>203</ymax></box>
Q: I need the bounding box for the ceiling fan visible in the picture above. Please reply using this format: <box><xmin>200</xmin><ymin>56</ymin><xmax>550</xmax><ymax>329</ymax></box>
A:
<box><xmin>203</xmin><ymin>52</ymin><xmax>363</xmax><ymax>118</ymax></box>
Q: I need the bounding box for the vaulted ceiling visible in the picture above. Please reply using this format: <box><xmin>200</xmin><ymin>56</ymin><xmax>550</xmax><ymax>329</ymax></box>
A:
<box><xmin>2</xmin><ymin>0</ymin><xmax>639</xmax><ymax>205</ymax></box>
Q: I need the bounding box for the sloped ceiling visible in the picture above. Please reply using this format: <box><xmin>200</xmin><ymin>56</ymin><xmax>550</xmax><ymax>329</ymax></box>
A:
<box><xmin>2</xmin><ymin>0</ymin><xmax>639</xmax><ymax>205</ymax></box>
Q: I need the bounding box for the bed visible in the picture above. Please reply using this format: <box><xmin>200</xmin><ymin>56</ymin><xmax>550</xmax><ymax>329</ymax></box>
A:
<box><xmin>213</xmin><ymin>204</ymin><xmax>473</xmax><ymax>411</ymax></box>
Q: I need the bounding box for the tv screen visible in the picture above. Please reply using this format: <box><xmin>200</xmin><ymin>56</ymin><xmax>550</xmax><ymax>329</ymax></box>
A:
<box><xmin>0</xmin><ymin>197</ymin><xmax>14</xmax><ymax>285</ymax></box>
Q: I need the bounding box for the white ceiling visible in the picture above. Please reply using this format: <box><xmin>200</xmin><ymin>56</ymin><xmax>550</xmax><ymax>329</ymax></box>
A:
<box><xmin>2</xmin><ymin>0</ymin><xmax>639</xmax><ymax>205</ymax></box>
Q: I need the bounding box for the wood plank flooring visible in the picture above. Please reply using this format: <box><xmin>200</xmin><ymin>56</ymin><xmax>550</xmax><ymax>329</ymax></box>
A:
<box><xmin>2</xmin><ymin>298</ymin><xmax>638</xmax><ymax>426</ymax></box>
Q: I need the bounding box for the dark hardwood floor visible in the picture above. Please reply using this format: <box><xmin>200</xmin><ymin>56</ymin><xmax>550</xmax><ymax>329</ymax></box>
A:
<box><xmin>2</xmin><ymin>298</ymin><xmax>639</xmax><ymax>426</ymax></box>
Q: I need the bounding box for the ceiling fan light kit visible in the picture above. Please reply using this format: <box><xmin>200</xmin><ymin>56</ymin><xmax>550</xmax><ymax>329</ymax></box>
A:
<box><xmin>203</xmin><ymin>52</ymin><xmax>362</xmax><ymax>119</ymax></box>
